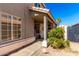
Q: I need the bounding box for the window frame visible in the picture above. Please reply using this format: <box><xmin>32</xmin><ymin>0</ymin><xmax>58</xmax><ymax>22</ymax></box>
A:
<box><xmin>0</xmin><ymin>12</ymin><xmax>22</xmax><ymax>44</ymax></box>
<box><xmin>34</xmin><ymin>3</ymin><xmax>40</xmax><ymax>7</ymax></box>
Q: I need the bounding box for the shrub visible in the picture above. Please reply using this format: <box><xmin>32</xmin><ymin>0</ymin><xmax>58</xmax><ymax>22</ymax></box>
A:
<box><xmin>48</xmin><ymin>38</ymin><xmax>70</xmax><ymax>49</ymax></box>
<box><xmin>48</xmin><ymin>29</ymin><xmax>57</xmax><ymax>38</ymax></box>
<box><xmin>51</xmin><ymin>39</ymin><xmax>64</xmax><ymax>49</ymax></box>
<box><xmin>55</xmin><ymin>28</ymin><xmax>64</xmax><ymax>39</ymax></box>
<box><xmin>48</xmin><ymin>27</ymin><xmax>70</xmax><ymax>49</ymax></box>
<box><xmin>48</xmin><ymin>27</ymin><xmax>64</xmax><ymax>39</ymax></box>
<box><xmin>48</xmin><ymin>38</ymin><xmax>65</xmax><ymax>49</ymax></box>
<box><xmin>48</xmin><ymin>37</ymin><xmax>58</xmax><ymax>46</ymax></box>
<box><xmin>63</xmin><ymin>40</ymin><xmax>70</xmax><ymax>47</ymax></box>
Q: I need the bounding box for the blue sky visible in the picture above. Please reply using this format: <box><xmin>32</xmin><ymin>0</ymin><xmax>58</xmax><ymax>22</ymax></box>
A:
<box><xmin>45</xmin><ymin>3</ymin><xmax>79</xmax><ymax>26</ymax></box>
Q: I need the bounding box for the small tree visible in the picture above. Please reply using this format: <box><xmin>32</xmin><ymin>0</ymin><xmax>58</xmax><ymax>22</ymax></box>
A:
<box><xmin>56</xmin><ymin>17</ymin><xmax>61</xmax><ymax>26</ymax></box>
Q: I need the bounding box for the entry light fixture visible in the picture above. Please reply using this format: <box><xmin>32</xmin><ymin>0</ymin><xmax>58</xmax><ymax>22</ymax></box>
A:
<box><xmin>34</xmin><ymin>13</ymin><xmax>39</xmax><ymax>16</ymax></box>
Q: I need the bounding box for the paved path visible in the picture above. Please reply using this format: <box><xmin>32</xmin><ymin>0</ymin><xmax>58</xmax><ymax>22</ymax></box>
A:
<box><xmin>9</xmin><ymin>41</ymin><xmax>42</xmax><ymax>56</ymax></box>
<box><xmin>32</xmin><ymin>46</ymin><xmax>79</xmax><ymax>56</ymax></box>
<box><xmin>70</xmin><ymin>42</ymin><xmax>79</xmax><ymax>52</ymax></box>
<box><xmin>32</xmin><ymin>42</ymin><xmax>79</xmax><ymax>56</ymax></box>
<box><xmin>9</xmin><ymin>41</ymin><xmax>79</xmax><ymax>56</ymax></box>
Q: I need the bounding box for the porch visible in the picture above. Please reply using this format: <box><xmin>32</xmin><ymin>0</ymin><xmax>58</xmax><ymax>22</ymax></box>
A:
<box><xmin>30</xmin><ymin>7</ymin><xmax>57</xmax><ymax>47</ymax></box>
<box><xmin>9</xmin><ymin>40</ymin><xmax>42</xmax><ymax>56</ymax></box>
<box><xmin>0</xmin><ymin>37</ymin><xmax>35</xmax><ymax>56</ymax></box>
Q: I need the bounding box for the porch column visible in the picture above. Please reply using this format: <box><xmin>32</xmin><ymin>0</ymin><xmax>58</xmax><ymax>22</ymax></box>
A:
<box><xmin>42</xmin><ymin>16</ymin><xmax>48</xmax><ymax>48</ymax></box>
<box><xmin>64</xmin><ymin>25</ymin><xmax>68</xmax><ymax>41</ymax></box>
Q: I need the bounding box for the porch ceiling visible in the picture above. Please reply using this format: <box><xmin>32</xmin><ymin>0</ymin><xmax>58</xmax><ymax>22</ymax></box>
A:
<box><xmin>29</xmin><ymin>7</ymin><xmax>57</xmax><ymax>25</ymax></box>
<box><xmin>33</xmin><ymin>13</ymin><xmax>44</xmax><ymax>23</ymax></box>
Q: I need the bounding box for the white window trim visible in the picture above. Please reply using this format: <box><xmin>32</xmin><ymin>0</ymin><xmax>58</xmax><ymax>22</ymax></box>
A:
<box><xmin>0</xmin><ymin>12</ymin><xmax>22</xmax><ymax>42</ymax></box>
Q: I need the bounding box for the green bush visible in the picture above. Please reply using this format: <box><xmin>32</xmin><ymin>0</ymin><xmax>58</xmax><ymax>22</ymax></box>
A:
<box><xmin>48</xmin><ymin>27</ymin><xmax>70</xmax><ymax>49</ymax></box>
<box><xmin>55</xmin><ymin>28</ymin><xmax>64</xmax><ymax>39</ymax></box>
<box><xmin>48</xmin><ymin>38</ymin><xmax>65</xmax><ymax>49</ymax></box>
<box><xmin>48</xmin><ymin>37</ymin><xmax>57</xmax><ymax>45</ymax></box>
<box><xmin>48</xmin><ymin>38</ymin><xmax>70</xmax><ymax>49</ymax></box>
<box><xmin>51</xmin><ymin>39</ymin><xmax>64</xmax><ymax>48</ymax></box>
<box><xmin>63</xmin><ymin>40</ymin><xmax>70</xmax><ymax>47</ymax></box>
<box><xmin>48</xmin><ymin>27</ymin><xmax>64</xmax><ymax>39</ymax></box>
<box><xmin>48</xmin><ymin>29</ymin><xmax>57</xmax><ymax>38</ymax></box>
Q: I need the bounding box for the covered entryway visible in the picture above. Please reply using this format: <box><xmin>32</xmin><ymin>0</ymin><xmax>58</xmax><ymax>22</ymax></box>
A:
<box><xmin>34</xmin><ymin>13</ymin><xmax>44</xmax><ymax>40</ymax></box>
<box><xmin>29</xmin><ymin>7</ymin><xmax>57</xmax><ymax>47</ymax></box>
<box><xmin>34</xmin><ymin>19</ymin><xmax>44</xmax><ymax>40</ymax></box>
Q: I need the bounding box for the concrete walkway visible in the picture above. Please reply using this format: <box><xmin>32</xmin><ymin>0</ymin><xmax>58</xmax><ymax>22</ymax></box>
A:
<box><xmin>70</xmin><ymin>42</ymin><xmax>79</xmax><ymax>52</ymax></box>
<box><xmin>9</xmin><ymin>41</ymin><xmax>42</xmax><ymax>56</ymax></box>
<box><xmin>9</xmin><ymin>41</ymin><xmax>79</xmax><ymax>56</ymax></box>
<box><xmin>32</xmin><ymin>42</ymin><xmax>79</xmax><ymax>56</ymax></box>
<box><xmin>33</xmin><ymin>46</ymin><xmax>79</xmax><ymax>56</ymax></box>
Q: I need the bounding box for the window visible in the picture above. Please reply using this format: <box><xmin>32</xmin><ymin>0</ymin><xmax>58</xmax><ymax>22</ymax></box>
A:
<box><xmin>35</xmin><ymin>3</ymin><xmax>40</xmax><ymax>7</ymax></box>
<box><xmin>0</xmin><ymin>12</ymin><xmax>21</xmax><ymax>42</ymax></box>
<box><xmin>1</xmin><ymin>15</ymin><xmax>8</xmax><ymax>41</ymax></box>
<box><xmin>13</xmin><ymin>16</ymin><xmax>17</xmax><ymax>20</ymax></box>
<box><xmin>13</xmin><ymin>24</ymin><xmax>21</xmax><ymax>39</ymax></box>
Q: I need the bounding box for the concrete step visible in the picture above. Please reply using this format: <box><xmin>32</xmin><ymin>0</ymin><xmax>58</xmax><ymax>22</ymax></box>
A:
<box><xmin>9</xmin><ymin>41</ymin><xmax>42</xmax><ymax>56</ymax></box>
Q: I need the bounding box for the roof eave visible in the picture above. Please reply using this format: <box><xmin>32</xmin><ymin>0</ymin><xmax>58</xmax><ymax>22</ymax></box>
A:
<box><xmin>29</xmin><ymin>7</ymin><xmax>57</xmax><ymax>25</ymax></box>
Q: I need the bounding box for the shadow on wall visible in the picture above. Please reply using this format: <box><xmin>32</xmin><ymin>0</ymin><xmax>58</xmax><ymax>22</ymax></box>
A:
<box><xmin>68</xmin><ymin>25</ymin><xmax>79</xmax><ymax>42</ymax></box>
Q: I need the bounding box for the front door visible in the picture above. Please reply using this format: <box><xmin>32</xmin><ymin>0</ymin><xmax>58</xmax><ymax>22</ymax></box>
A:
<box><xmin>34</xmin><ymin>21</ymin><xmax>40</xmax><ymax>39</ymax></box>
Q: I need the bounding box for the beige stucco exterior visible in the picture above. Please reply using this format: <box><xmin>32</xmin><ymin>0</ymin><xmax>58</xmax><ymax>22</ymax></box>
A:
<box><xmin>0</xmin><ymin>3</ymin><xmax>57</xmax><ymax>55</ymax></box>
<box><xmin>0</xmin><ymin>3</ymin><xmax>34</xmax><ymax>39</ymax></box>
<box><xmin>0</xmin><ymin>4</ymin><xmax>35</xmax><ymax>55</ymax></box>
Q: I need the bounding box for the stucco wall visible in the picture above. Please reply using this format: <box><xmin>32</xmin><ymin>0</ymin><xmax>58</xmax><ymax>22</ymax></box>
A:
<box><xmin>0</xmin><ymin>3</ymin><xmax>34</xmax><ymax>39</ymax></box>
<box><xmin>68</xmin><ymin>25</ymin><xmax>79</xmax><ymax>42</ymax></box>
